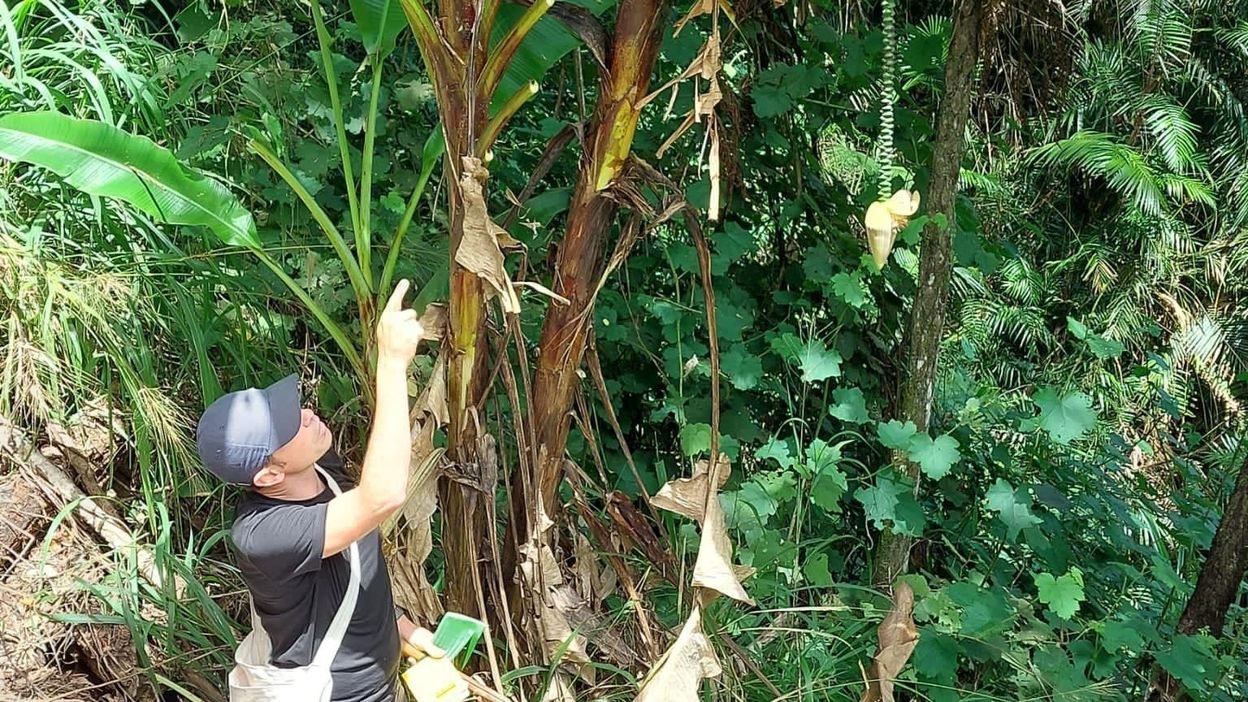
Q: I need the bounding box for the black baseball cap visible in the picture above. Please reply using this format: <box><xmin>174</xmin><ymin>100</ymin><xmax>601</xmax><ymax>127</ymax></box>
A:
<box><xmin>195</xmin><ymin>374</ymin><xmax>302</xmax><ymax>485</ymax></box>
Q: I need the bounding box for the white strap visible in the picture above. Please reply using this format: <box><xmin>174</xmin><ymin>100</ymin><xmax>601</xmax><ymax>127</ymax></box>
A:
<box><xmin>311</xmin><ymin>464</ymin><xmax>361</xmax><ymax>669</ymax></box>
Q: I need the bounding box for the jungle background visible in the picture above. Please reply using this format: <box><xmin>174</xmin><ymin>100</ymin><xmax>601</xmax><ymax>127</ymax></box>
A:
<box><xmin>2</xmin><ymin>0</ymin><xmax>1248</xmax><ymax>700</ymax></box>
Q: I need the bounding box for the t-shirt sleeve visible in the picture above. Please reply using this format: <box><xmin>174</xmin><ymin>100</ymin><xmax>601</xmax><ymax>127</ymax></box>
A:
<box><xmin>232</xmin><ymin>503</ymin><xmax>328</xmax><ymax>580</ymax></box>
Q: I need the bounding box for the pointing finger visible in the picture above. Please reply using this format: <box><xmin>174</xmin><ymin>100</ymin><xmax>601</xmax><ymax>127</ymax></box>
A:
<box><xmin>385</xmin><ymin>279</ymin><xmax>411</xmax><ymax>314</ymax></box>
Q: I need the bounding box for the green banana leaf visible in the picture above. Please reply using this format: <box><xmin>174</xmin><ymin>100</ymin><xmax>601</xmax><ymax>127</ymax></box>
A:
<box><xmin>0</xmin><ymin>111</ymin><xmax>258</xmax><ymax>248</ymax></box>
<box><xmin>349</xmin><ymin>0</ymin><xmax>407</xmax><ymax>57</ymax></box>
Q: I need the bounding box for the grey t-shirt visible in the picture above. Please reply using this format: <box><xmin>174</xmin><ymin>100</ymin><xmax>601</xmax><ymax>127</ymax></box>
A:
<box><xmin>230</xmin><ymin>453</ymin><xmax>401</xmax><ymax>702</ymax></box>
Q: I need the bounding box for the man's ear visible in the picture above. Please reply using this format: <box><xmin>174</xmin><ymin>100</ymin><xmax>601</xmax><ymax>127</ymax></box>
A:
<box><xmin>253</xmin><ymin>465</ymin><xmax>286</xmax><ymax>488</ymax></box>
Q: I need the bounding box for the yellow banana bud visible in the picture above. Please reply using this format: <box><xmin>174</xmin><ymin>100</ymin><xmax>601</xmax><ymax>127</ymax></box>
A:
<box><xmin>864</xmin><ymin>189</ymin><xmax>920</xmax><ymax>269</ymax></box>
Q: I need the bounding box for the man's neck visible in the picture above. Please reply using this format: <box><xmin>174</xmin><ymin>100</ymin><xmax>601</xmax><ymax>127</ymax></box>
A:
<box><xmin>258</xmin><ymin>463</ymin><xmax>324</xmax><ymax>501</ymax></box>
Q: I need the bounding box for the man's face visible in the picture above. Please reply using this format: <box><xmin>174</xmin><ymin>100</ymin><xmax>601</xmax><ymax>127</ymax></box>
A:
<box><xmin>260</xmin><ymin>408</ymin><xmax>333</xmax><ymax>483</ymax></box>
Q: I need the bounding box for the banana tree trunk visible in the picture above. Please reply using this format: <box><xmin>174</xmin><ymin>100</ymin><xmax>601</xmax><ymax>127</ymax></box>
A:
<box><xmin>872</xmin><ymin>0</ymin><xmax>984</xmax><ymax>590</ymax></box>
<box><xmin>402</xmin><ymin>0</ymin><xmax>497</xmax><ymax>616</ymax></box>
<box><xmin>530</xmin><ymin>0</ymin><xmax>668</xmax><ymax>520</ymax></box>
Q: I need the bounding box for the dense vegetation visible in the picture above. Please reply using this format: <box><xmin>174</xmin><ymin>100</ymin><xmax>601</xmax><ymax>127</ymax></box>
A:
<box><xmin>1</xmin><ymin>0</ymin><xmax>1247</xmax><ymax>700</ymax></box>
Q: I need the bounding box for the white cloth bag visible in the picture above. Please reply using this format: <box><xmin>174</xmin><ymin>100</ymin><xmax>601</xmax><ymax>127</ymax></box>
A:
<box><xmin>228</xmin><ymin>466</ymin><xmax>360</xmax><ymax>702</ymax></box>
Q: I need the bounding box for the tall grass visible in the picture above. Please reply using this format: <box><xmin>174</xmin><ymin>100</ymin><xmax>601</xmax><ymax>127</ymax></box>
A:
<box><xmin>0</xmin><ymin>0</ymin><xmax>310</xmax><ymax>695</ymax></box>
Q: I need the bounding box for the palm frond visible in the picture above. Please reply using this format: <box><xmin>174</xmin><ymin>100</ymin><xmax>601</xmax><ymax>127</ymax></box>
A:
<box><xmin>1028</xmin><ymin>131</ymin><xmax>1168</xmax><ymax>215</ymax></box>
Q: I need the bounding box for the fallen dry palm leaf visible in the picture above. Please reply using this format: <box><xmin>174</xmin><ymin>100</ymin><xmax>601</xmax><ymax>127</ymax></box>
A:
<box><xmin>859</xmin><ymin>581</ymin><xmax>920</xmax><ymax>702</ymax></box>
<box><xmin>457</xmin><ymin>157</ymin><xmax>522</xmax><ymax>314</ymax></box>
<box><xmin>634</xmin><ymin>607</ymin><xmax>722</xmax><ymax>702</ymax></box>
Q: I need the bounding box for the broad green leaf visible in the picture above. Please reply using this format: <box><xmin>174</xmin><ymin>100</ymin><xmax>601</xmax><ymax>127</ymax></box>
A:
<box><xmin>0</xmin><ymin>112</ymin><xmax>257</xmax><ymax>247</ymax></box>
<box><xmin>805</xmin><ymin>438</ymin><xmax>844</xmax><ymax>476</ymax></box>
<box><xmin>947</xmin><ymin>582</ymin><xmax>1014</xmax><ymax>636</ymax></box>
<box><xmin>714</xmin><ymin>222</ymin><xmax>755</xmax><ymax>263</ymax></box>
<box><xmin>756</xmin><ymin>436</ymin><xmax>795</xmax><ymax>469</ymax></box>
<box><xmin>1066</xmin><ymin>316</ymin><xmax>1090</xmax><ymax>339</ymax></box>
<box><xmin>1068</xmin><ymin>316</ymin><xmax>1125</xmax><ymax>358</ymax></box>
<box><xmin>831</xmin><ymin>271</ymin><xmax>869</xmax><ymax>308</ymax></box>
<box><xmin>907</xmin><ymin>433</ymin><xmax>961</xmax><ymax>480</ymax></box>
<box><xmin>855</xmin><ymin>472</ymin><xmax>908</xmax><ymax>529</ymax></box>
<box><xmin>812</xmin><ymin>471</ymin><xmax>848</xmax><ymax>512</ymax></box>
<box><xmin>892</xmin><ymin>487</ymin><xmax>927</xmax><ymax>536</ymax></box>
<box><xmin>348</xmin><ymin>0</ymin><xmax>406</xmax><ymax>56</ymax></box>
<box><xmin>1156</xmin><ymin>635</ymin><xmax>1218</xmax><ymax>693</ymax></box>
<box><xmin>1087</xmin><ymin>334</ymin><xmax>1126</xmax><ymax>359</ymax></box>
<box><xmin>878</xmin><ymin>419</ymin><xmax>918</xmax><ymax>450</ymax></box>
<box><xmin>913</xmin><ymin>630</ymin><xmax>958</xmax><ymax>680</ymax></box>
<box><xmin>985</xmin><ymin>478</ymin><xmax>1041</xmax><ymax>541</ymax></box>
<box><xmin>830</xmin><ymin>387</ymin><xmax>870</xmax><ymax>423</ymax></box>
<box><xmin>1100</xmin><ymin>619</ymin><xmax>1146</xmax><ymax>653</ymax></box>
<box><xmin>808</xmin><ymin>439</ymin><xmax>848</xmax><ymax>511</ymax></box>
<box><xmin>802</xmin><ymin>552</ymin><xmax>834</xmax><ymax>587</ymax></box>
<box><xmin>721</xmin><ymin>345</ymin><xmax>763</xmax><ymax>390</ymax></box>
<box><xmin>756</xmin><ymin>470</ymin><xmax>798</xmax><ymax>504</ymax></box>
<box><xmin>1033</xmin><ymin>388</ymin><xmax>1098</xmax><ymax>443</ymax></box>
<box><xmin>769</xmin><ymin>333</ymin><xmax>841</xmax><ymax>382</ymax></box>
<box><xmin>1034</xmin><ymin>568</ymin><xmax>1085</xmax><ymax>620</ymax></box>
<box><xmin>738</xmin><ymin>481</ymin><xmax>780</xmax><ymax>522</ymax></box>
<box><xmin>680</xmin><ymin>423</ymin><xmax>711</xmax><ymax>456</ymax></box>
<box><xmin>492</xmin><ymin>0</ymin><xmax>615</xmax><ymax>106</ymax></box>
<box><xmin>768</xmin><ymin>332</ymin><xmax>804</xmax><ymax>360</ymax></box>
<box><xmin>797</xmin><ymin>340</ymin><xmax>842</xmax><ymax>383</ymax></box>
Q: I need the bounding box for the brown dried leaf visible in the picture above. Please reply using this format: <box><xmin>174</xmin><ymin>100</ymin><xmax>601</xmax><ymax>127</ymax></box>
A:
<box><xmin>573</xmin><ymin>532</ymin><xmax>597</xmax><ymax>600</ymax></box>
<box><xmin>456</xmin><ymin>157</ymin><xmax>521</xmax><ymax>314</ymax></box>
<box><xmin>708</xmin><ymin>122</ymin><xmax>721</xmax><ymax>222</ymax></box>
<box><xmin>640</xmin><ymin>36</ymin><xmax>721</xmax><ymax>113</ymax></box>
<box><xmin>415</xmin><ymin>351</ymin><xmax>449</xmax><ymax>426</ymax></box>
<box><xmin>541</xmin><ymin>672</ymin><xmax>576</xmax><ymax>702</ymax></box>
<box><xmin>691</xmin><ymin>486</ymin><xmax>753</xmax><ymax>605</ymax></box>
<box><xmin>514</xmin><ymin>280</ymin><xmax>571</xmax><ymax>306</ymax></box>
<box><xmin>531</xmin><ymin>584</ymin><xmax>590</xmax><ymax>665</ymax></box>
<box><xmin>417</xmin><ymin>303</ymin><xmax>447</xmax><ymax>342</ymax></box>
<box><xmin>520</xmin><ymin>541</ymin><xmax>563</xmax><ymax>588</ymax></box>
<box><xmin>387</xmin><ymin>419</ymin><xmax>440</xmax><ymax>547</ymax></box>
<box><xmin>860</xmin><ymin>582</ymin><xmax>920</xmax><ymax>702</ymax></box>
<box><xmin>673</xmin><ymin>0</ymin><xmax>713</xmax><ymax>34</ymax></box>
<box><xmin>634</xmin><ymin>607</ymin><xmax>722</xmax><ymax>702</ymax></box>
<box><xmin>652</xmin><ymin>454</ymin><xmax>730</xmax><ymax>523</ymax></box>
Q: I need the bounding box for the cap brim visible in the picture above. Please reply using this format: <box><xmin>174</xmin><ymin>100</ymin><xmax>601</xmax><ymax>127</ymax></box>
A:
<box><xmin>263</xmin><ymin>374</ymin><xmax>302</xmax><ymax>450</ymax></box>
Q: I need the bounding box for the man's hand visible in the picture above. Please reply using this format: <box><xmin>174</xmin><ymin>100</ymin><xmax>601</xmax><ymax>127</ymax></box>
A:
<box><xmin>376</xmin><ymin>279</ymin><xmax>424</xmax><ymax>365</ymax></box>
<box><xmin>320</xmin><ymin>280</ymin><xmax>422</xmax><ymax>558</ymax></box>
<box><xmin>399</xmin><ymin>616</ymin><xmax>445</xmax><ymax>660</ymax></box>
<box><xmin>401</xmin><ymin>628</ymin><xmax>445</xmax><ymax>661</ymax></box>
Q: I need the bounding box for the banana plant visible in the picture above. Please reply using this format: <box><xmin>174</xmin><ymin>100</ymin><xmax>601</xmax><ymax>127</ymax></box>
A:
<box><xmin>247</xmin><ymin>0</ymin><xmax>603</xmax><ymax>400</ymax></box>
<box><xmin>0</xmin><ymin>110</ymin><xmax>372</xmax><ymax>382</ymax></box>
<box><xmin>246</xmin><ymin>0</ymin><xmax>443</xmax><ymax>388</ymax></box>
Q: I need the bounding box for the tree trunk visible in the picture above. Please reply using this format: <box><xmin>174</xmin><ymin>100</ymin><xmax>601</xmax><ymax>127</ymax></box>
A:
<box><xmin>1178</xmin><ymin>454</ymin><xmax>1248</xmax><ymax>636</ymax></box>
<box><xmin>872</xmin><ymin>0</ymin><xmax>984</xmax><ymax>590</ymax></box>
<box><xmin>529</xmin><ymin>0</ymin><xmax>668</xmax><ymax>520</ymax></box>
<box><xmin>404</xmin><ymin>0</ymin><xmax>496</xmax><ymax>616</ymax></box>
<box><xmin>1150</xmin><ymin>453</ymin><xmax>1248</xmax><ymax>700</ymax></box>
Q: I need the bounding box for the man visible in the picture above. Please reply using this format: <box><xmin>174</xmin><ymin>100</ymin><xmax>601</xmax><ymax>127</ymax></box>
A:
<box><xmin>196</xmin><ymin>280</ymin><xmax>441</xmax><ymax>702</ymax></box>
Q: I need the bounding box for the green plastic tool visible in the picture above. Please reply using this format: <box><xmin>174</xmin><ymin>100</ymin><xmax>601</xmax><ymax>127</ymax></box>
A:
<box><xmin>430</xmin><ymin>612</ymin><xmax>485</xmax><ymax>668</ymax></box>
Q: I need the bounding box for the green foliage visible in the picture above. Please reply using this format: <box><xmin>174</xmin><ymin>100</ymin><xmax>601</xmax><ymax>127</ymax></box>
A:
<box><xmin>0</xmin><ymin>112</ymin><xmax>258</xmax><ymax>246</ymax></box>
<box><xmin>1032</xmin><ymin>387</ymin><xmax>1099</xmax><ymax>444</ymax></box>
<box><xmin>1034</xmin><ymin>567</ymin><xmax>1086</xmax><ymax>620</ymax></box>
<box><xmin>985</xmin><ymin>479</ymin><xmax>1042</xmax><ymax>541</ymax></box>
<box><xmin>6</xmin><ymin>0</ymin><xmax>1248</xmax><ymax>700</ymax></box>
